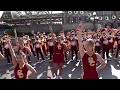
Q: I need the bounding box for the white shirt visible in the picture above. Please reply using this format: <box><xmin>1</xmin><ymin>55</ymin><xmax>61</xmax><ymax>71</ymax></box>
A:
<box><xmin>36</xmin><ymin>44</ymin><xmax>40</xmax><ymax>48</ymax></box>
<box><xmin>71</xmin><ymin>41</ymin><xmax>76</xmax><ymax>46</ymax></box>
<box><xmin>4</xmin><ymin>44</ymin><xmax>9</xmax><ymax>49</ymax></box>
<box><xmin>49</xmin><ymin>42</ymin><xmax>54</xmax><ymax>46</ymax></box>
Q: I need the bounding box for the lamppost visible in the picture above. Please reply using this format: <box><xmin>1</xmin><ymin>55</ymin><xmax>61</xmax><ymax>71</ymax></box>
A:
<box><xmin>112</xmin><ymin>15</ymin><xmax>117</xmax><ymax>28</ymax></box>
<box><xmin>79</xmin><ymin>11</ymin><xmax>84</xmax><ymax>22</ymax></box>
<box><xmin>90</xmin><ymin>12</ymin><xmax>99</xmax><ymax>31</ymax></box>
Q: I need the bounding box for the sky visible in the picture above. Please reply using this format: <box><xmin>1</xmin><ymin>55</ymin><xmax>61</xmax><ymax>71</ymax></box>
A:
<box><xmin>0</xmin><ymin>11</ymin><xmax>62</xmax><ymax>18</ymax></box>
<box><xmin>0</xmin><ymin>11</ymin><xmax>3</xmax><ymax>17</ymax></box>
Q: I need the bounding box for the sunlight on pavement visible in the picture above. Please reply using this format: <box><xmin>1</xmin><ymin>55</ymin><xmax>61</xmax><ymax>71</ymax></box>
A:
<box><xmin>67</xmin><ymin>56</ymin><xmax>75</xmax><ymax>64</ymax></box>
<box><xmin>37</xmin><ymin>71</ymin><xmax>46</xmax><ymax>79</ymax></box>
<box><xmin>62</xmin><ymin>65</ymin><xmax>67</xmax><ymax>68</ymax></box>
<box><xmin>9</xmin><ymin>66</ymin><xmax>14</xmax><ymax>69</ymax></box>
<box><xmin>105</xmin><ymin>52</ymin><xmax>107</xmax><ymax>64</ymax></box>
<box><xmin>109</xmin><ymin>53</ymin><xmax>112</xmax><ymax>58</ymax></box>
<box><xmin>111</xmin><ymin>65</ymin><xmax>120</xmax><ymax>79</ymax></box>
<box><xmin>57</xmin><ymin>70</ymin><xmax>59</xmax><ymax>75</ymax></box>
<box><xmin>76</xmin><ymin>61</ymin><xmax>80</xmax><ymax>67</ymax></box>
<box><xmin>33</xmin><ymin>62</ymin><xmax>40</xmax><ymax>66</ymax></box>
<box><xmin>72</xmin><ymin>68</ymin><xmax>75</xmax><ymax>71</ymax></box>
<box><xmin>0</xmin><ymin>69</ymin><xmax>14</xmax><ymax>79</ymax></box>
<box><xmin>67</xmin><ymin>60</ymin><xmax>71</xmax><ymax>64</ymax></box>
<box><xmin>68</xmin><ymin>74</ymin><xmax>72</xmax><ymax>79</ymax></box>
<box><xmin>99</xmin><ymin>77</ymin><xmax>102</xmax><ymax>79</ymax></box>
<box><xmin>9</xmin><ymin>70</ymin><xmax>14</xmax><ymax>75</ymax></box>
<box><xmin>0</xmin><ymin>74</ymin><xmax>6</xmax><ymax>79</ymax></box>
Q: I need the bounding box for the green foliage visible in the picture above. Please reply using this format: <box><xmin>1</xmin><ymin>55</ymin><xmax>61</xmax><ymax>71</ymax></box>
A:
<box><xmin>4</xmin><ymin>29</ymin><xmax>14</xmax><ymax>36</ymax></box>
<box><xmin>4</xmin><ymin>29</ymin><xmax>33</xmax><ymax>37</ymax></box>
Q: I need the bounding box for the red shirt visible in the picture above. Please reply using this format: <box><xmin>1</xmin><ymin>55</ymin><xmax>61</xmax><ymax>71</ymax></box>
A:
<box><xmin>53</xmin><ymin>42</ymin><xmax>64</xmax><ymax>54</ymax></box>
<box><xmin>18</xmin><ymin>46</ymin><xmax>27</xmax><ymax>54</ymax></box>
<box><xmin>53</xmin><ymin>42</ymin><xmax>64</xmax><ymax>63</ymax></box>
<box><xmin>82</xmin><ymin>53</ymin><xmax>98</xmax><ymax>79</ymax></box>
<box><xmin>100</xmin><ymin>36</ymin><xmax>110</xmax><ymax>46</ymax></box>
<box><xmin>14</xmin><ymin>64</ymin><xmax>28</xmax><ymax>79</ymax></box>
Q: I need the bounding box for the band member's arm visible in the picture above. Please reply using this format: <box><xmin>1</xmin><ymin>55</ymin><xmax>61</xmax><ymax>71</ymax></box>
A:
<box><xmin>7</xmin><ymin>38</ymin><xmax>17</xmax><ymax>67</ymax></box>
<box><xmin>49</xmin><ymin>26</ymin><xmax>56</xmax><ymax>44</ymax></box>
<box><xmin>0</xmin><ymin>53</ymin><xmax>5</xmax><ymax>60</ymax></box>
<box><xmin>26</xmin><ymin>64</ymin><xmax>37</xmax><ymax>79</ymax></box>
<box><xmin>14</xmin><ymin>29</ymin><xmax>19</xmax><ymax>49</ymax></box>
<box><xmin>77</xmin><ymin>22</ymin><xmax>85</xmax><ymax>58</ymax></box>
<box><xmin>96</xmin><ymin>53</ymin><xmax>106</xmax><ymax>71</ymax></box>
<box><xmin>25</xmin><ymin>47</ymin><xmax>32</xmax><ymax>57</ymax></box>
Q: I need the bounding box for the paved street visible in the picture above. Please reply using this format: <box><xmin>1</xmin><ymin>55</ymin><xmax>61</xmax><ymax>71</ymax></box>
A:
<box><xmin>0</xmin><ymin>52</ymin><xmax>120</xmax><ymax>79</ymax></box>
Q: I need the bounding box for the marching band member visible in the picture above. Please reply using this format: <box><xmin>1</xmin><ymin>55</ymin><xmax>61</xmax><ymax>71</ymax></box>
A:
<box><xmin>47</xmin><ymin>37</ymin><xmax>54</xmax><ymax>61</ymax></box>
<box><xmin>93</xmin><ymin>33</ymin><xmax>101</xmax><ymax>54</ymax></box>
<box><xmin>3</xmin><ymin>37</ymin><xmax>12</xmax><ymax>64</ymax></box>
<box><xmin>100</xmin><ymin>29</ymin><xmax>110</xmax><ymax>61</ymax></box>
<box><xmin>41</xmin><ymin>35</ymin><xmax>47</xmax><ymax>57</ymax></box>
<box><xmin>34</xmin><ymin>37</ymin><xmax>45</xmax><ymax>61</ymax></box>
<box><xmin>0</xmin><ymin>37</ymin><xmax>3</xmax><ymax>55</ymax></box>
<box><xmin>108</xmin><ymin>30</ymin><xmax>115</xmax><ymax>55</ymax></box>
<box><xmin>115</xmin><ymin>31</ymin><xmax>120</xmax><ymax>59</ymax></box>
<box><xmin>70</xmin><ymin>30</ymin><xmax>79</xmax><ymax>61</ymax></box>
<box><xmin>65</xmin><ymin>32</ymin><xmax>71</xmax><ymax>55</ymax></box>
<box><xmin>28</xmin><ymin>40</ymin><xmax>36</xmax><ymax>57</ymax></box>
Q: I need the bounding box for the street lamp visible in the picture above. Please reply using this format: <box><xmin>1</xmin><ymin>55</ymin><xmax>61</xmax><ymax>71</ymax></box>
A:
<box><xmin>95</xmin><ymin>16</ymin><xmax>99</xmax><ymax>20</ymax></box>
<box><xmin>90</xmin><ymin>17</ymin><xmax>94</xmax><ymax>21</ymax></box>
<box><xmin>93</xmin><ymin>12</ymin><xmax>96</xmax><ymax>16</ymax></box>
<box><xmin>112</xmin><ymin>15</ymin><xmax>117</xmax><ymax>28</ymax></box>
<box><xmin>90</xmin><ymin>12</ymin><xmax>99</xmax><ymax>31</ymax></box>
<box><xmin>79</xmin><ymin>11</ymin><xmax>84</xmax><ymax>22</ymax></box>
